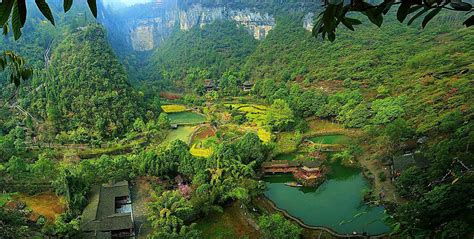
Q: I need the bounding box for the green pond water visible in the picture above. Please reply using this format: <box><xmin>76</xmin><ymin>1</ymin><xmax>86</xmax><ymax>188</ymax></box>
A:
<box><xmin>168</xmin><ymin>112</ymin><xmax>207</xmax><ymax>125</ymax></box>
<box><xmin>263</xmin><ymin>162</ymin><xmax>390</xmax><ymax>235</ymax></box>
<box><xmin>308</xmin><ymin>134</ymin><xmax>351</xmax><ymax>144</ymax></box>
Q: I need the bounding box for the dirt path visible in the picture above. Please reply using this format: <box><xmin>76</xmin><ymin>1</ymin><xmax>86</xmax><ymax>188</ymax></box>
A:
<box><xmin>358</xmin><ymin>145</ymin><xmax>406</xmax><ymax>204</ymax></box>
<box><xmin>131</xmin><ymin>178</ymin><xmax>154</xmax><ymax>238</ymax></box>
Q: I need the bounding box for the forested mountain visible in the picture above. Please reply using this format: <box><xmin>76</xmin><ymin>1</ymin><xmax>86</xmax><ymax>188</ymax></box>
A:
<box><xmin>145</xmin><ymin>21</ymin><xmax>258</xmax><ymax>90</ymax></box>
<box><xmin>1</xmin><ymin>2</ymin><xmax>146</xmax><ymax>143</ymax></box>
<box><xmin>24</xmin><ymin>25</ymin><xmax>145</xmax><ymax>141</ymax></box>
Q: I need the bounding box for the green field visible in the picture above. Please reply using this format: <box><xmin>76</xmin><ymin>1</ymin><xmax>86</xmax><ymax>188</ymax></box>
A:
<box><xmin>168</xmin><ymin>112</ymin><xmax>207</xmax><ymax>125</ymax></box>
<box><xmin>308</xmin><ymin>134</ymin><xmax>351</xmax><ymax>145</ymax></box>
<box><xmin>164</xmin><ymin>126</ymin><xmax>196</xmax><ymax>144</ymax></box>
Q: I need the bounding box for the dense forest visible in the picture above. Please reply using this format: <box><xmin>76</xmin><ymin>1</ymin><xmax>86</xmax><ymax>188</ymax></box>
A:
<box><xmin>1</xmin><ymin>0</ymin><xmax>473</xmax><ymax>238</ymax></box>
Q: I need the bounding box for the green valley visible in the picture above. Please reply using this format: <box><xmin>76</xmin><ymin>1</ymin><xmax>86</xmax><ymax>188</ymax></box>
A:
<box><xmin>1</xmin><ymin>1</ymin><xmax>473</xmax><ymax>239</ymax></box>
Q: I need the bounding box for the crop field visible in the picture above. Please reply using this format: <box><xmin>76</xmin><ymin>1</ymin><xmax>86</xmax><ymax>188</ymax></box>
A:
<box><xmin>195</xmin><ymin>202</ymin><xmax>260</xmax><ymax>239</ymax></box>
<box><xmin>161</xmin><ymin>104</ymin><xmax>187</xmax><ymax>113</ymax></box>
<box><xmin>168</xmin><ymin>112</ymin><xmax>207</xmax><ymax>125</ymax></box>
<box><xmin>193</xmin><ymin>125</ymin><xmax>216</xmax><ymax>141</ymax></box>
<box><xmin>305</xmin><ymin>119</ymin><xmax>347</xmax><ymax>136</ymax></box>
<box><xmin>257</xmin><ymin>129</ymin><xmax>271</xmax><ymax>143</ymax></box>
<box><xmin>225</xmin><ymin>103</ymin><xmax>268</xmax><ymax>125</ymax></box>
<box><xmin>190</xmin><ymin>144</ymin><xmax>213</xmax><ymax>158</ymax></box>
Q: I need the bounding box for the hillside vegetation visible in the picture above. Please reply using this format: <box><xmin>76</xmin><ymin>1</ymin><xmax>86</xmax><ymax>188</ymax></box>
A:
<box><xmin>23</xmin><ymin>25</ymin><xmax>145</xmax><ymax>141</ymax></box>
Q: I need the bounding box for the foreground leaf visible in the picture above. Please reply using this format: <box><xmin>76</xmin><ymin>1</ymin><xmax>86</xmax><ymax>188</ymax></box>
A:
<box><xmin>35</xmin><ymin>0</ymin><xmax>55</xmax><ymax>25</ymax></box>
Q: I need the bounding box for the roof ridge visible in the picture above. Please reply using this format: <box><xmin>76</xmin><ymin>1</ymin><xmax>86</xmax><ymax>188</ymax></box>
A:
<box><xmin>94</xmin><ymin>185</ymin><xmax>102</xmax><ymax>220</ymax></box>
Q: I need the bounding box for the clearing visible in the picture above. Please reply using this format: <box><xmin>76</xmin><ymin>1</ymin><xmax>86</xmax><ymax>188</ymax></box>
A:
<box><xmin>195</xmin><ymin>202</ymin><xmax>260</xmax><ymax>239</ymax></box>
<box><xmin>13</xmin><ymin>192</ymin><xmax>66</xmax><ymax>222</ymax></box>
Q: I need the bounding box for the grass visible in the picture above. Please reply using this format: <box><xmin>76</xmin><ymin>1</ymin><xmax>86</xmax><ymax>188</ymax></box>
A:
<box><xmin>308</xmin><ymin>134</ymin><xmax>351</xmax><ymax>145</ymax></box>
<box><xmin>161</xmin><ymin>104</ymin><xmax>187</xmax><ymax>113</ymax></box>
<box><xmin>195</xmin><ymin>202</ymin><xmax>259</xmax><ymax>239</ymax></box>
<box><xmin>190</xmin><ymin>144</ymin><xmax>213</xmax><ymax>158</ymax></box>
<box><xmin>164</xmin><ymin>126</ymin><xmax>196</xmax><ymax>144</ymax></box>
<box><xmin>0</xmin><ymin>193</ymin><xmax>13</xmax><ymax>207</ymax></box>
<box><xmin>168</xmin><ymin>112</ymin><xmax>207</xmax><ymax>125</ymax></box>
<box><xmin>274</xmin><ymin>152</ymin><xmax>305</xmax><ymax>161</ymax></box>
<box><xmin>13</xmin><ymin>192</ymin><xmax>66</xmax><ymax>222</ymax></box>
<box><xmin>274</xmin><ymin>132</ymin><xmax>301</xmax><ymax>154</ymax></box>
<box><xmin>305</xmin><ymin>119</ymin><xmax>346</xmax><ymax>136</ymax></box>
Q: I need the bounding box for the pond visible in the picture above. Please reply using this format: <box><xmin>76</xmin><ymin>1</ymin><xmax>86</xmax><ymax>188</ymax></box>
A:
<box><xmin>308</xmin><ymin>134</ymin><xmax>350</xmax><ymax>145</ymax></box>
<box><xmin>263</xmin><ymin>162</ymin><xmax>390</xmax><ymax>236</ymax></box>
<box><xmin>168</xmin><ymin>112</ymin><xmax>207</xmax><ymax>125</ymax></box>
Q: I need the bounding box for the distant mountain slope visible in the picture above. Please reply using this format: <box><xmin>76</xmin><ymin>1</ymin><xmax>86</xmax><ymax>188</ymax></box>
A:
<box><xmin>145</xmin><ymin>20</ymin><xmax>259</xmax><ymax>89</ymax></box>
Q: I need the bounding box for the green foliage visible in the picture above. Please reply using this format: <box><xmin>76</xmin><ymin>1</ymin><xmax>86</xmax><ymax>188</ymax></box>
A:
<box><xmin>371</xmin><ymin>96</ymin><xmax>406</xmax><ymax>125</ymax></box>
<box><xmin>234</xmin><ymin>132</ymin><xmax>267</xmax><ymax>165</ymax></box>
<box><xmin>0</xmin><ymin>207</ymin><xmax>31</xmax><ymax>238</ymax></box>
<box><xmin>147</xmin><ymin>190</ymin><xmax>200</xmax><ymax>238</ymax></box>
<box><xmin>258</xmin><ymin>213</ymin><xmax>302</xmax><ymax>239</ymax></box>
<box><xmin>137</xmin><ymin>140</ymin><xmax>192</xmax><ymax>177</ymax></box>
<box><xmin>0</xmin><ymin>51</ymin><xmax>32</xmax><ymax>86</ymax></box>
<box><xmin>265</xmin><ymin>99</ymin><xmax>295</xmax><ymax>131</ymax></box>
<box><xmin>27</xmin><ymin>25</ymin><xmax>145</xmax><ymax>139</ymax></box>
<box><xmin>146</xmin><ymin>20</ymin><xmax>258</xmax><ymax>89</ymax></box>
<box><xmin>315</xmin><ymin>1</ymin><xmax>472</xmax><ymax>41</ymax></box>
<box><xmin>0</xmin><ymin>0</ymin><xmax>97</xmax><ymax>40</ymax></box>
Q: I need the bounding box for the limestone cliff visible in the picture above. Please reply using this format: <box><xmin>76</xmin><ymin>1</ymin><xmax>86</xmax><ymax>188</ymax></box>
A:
<box><xmin>100</xmin><ymin>1</ymin><xmax>313</xmax><ymax>52</ymax></box>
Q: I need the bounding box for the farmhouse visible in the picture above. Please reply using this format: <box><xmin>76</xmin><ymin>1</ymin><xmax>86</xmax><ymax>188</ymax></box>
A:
<box><xmin>81</xmin><ymin>181</ymin><xmax>134</xmax><ymax>238</ymax></box>
<box><xmin>391</xmin><ymin>152</ymin><xmax>430</xmax><ymax>177</ymax></box>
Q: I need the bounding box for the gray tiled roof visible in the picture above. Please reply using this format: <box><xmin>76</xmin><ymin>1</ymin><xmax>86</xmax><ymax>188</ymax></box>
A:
<box><xmin>81</xmin><ymin>181</ymin><xmax>133</xmax><ymax>234</ymax></box>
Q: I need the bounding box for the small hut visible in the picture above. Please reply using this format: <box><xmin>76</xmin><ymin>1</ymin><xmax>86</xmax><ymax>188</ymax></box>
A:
<box><xmin>204</xmin><ymin>79</ymin><xmax>216</xmax><ymax>92</ymax></box>
<box><xmin>242</xmin><ymin>81</ymin><xmax>254</xmax><ymax>91</ymax></box>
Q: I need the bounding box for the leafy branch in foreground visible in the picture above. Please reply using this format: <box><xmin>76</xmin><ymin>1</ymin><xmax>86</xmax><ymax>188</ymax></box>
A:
<box><xmin>0</xmin><ymin>51</ymin><xmax>32</xmax><ymax>86</ymax></box>
<box><xmin>0</xmin><ymin>0</ymin><xmax>97</xmax><ymax>40</ymax></box>
<box><xmin>0</xmin><ymin>0</ymin><xmax>97</xmax><ymax>88</ymax></box>
<box><xmin>314</xmin><ymin>0</ymin><xmax>473</xmax><ymax>41</ymax></box>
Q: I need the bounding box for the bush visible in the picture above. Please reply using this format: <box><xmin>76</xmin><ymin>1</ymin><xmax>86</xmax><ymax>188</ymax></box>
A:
<box><xmin>378</xmin><ymin>171</ymin><xmax>386</xmax><ymax>182</ymax></box>
<box><xmin>258</xmin><ymin>214</ymin><xmax>301</xmax><ymax>239</ymax></box>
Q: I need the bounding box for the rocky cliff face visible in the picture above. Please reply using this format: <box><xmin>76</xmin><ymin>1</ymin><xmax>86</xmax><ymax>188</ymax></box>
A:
<box><xmin>101</xmin><ymin>1</ymin><xmax>315</xmax><ymax>52</ymax></box>
<box><xmin>178</xmin><ymin>5</ymin><xmax>275</xmax><ymax>40</ymax></box>
<box><xmin>120</xmin><ymin>3</ymin><xmax>276</xmax><ymax>51</ymax></box>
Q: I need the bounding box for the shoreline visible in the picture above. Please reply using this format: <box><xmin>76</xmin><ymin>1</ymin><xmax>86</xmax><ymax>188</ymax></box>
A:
<box><xmin>258</xmin><ymin>196</ymin><xmax>390</xmax><ymax>238</ymax></box>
